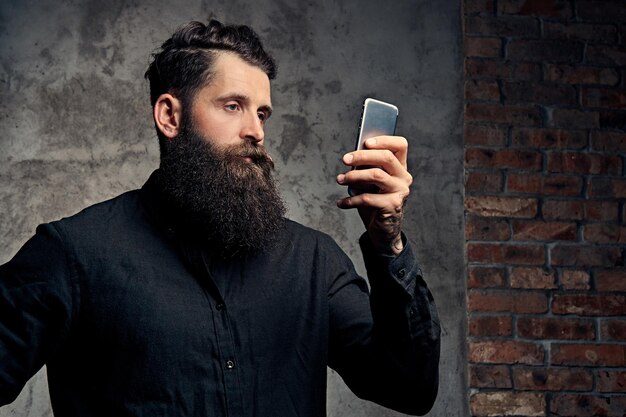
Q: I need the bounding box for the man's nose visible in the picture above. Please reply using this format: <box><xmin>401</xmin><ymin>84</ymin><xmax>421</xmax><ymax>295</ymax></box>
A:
<box><xmin>241</xmin><ymin>112</ymin><xmax>265</xmax><ymax>145</ymax></box>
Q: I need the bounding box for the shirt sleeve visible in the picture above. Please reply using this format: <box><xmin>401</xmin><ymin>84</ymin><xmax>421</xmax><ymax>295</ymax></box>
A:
<box><xmin>327</xmin><ymin>232</ymin><xmax>440</xmax><ymax>416</ymax></box>
<box><xmin>0</xmin><ymin>223</ymin><xmax>76</xmax><ymax>405</ymax></box>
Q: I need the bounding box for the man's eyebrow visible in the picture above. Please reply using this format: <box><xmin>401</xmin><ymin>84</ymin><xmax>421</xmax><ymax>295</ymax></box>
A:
<box><xmin>217</xmin><ymin>93</ymin><xmax>273</xmax><ymax>115</ymax></box>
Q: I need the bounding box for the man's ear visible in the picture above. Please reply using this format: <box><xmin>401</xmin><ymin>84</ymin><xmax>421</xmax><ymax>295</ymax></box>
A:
<box><xmin>153</xmin><ymin>94</ymin><xmax>183</xmax><ymax>139</ymax></box>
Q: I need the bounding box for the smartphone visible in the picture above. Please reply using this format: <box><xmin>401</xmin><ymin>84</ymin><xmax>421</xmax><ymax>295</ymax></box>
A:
<box><xmin>348</xmin><ymin>98</ymin><xmax>399</xmax><ymax>196</ymax></box>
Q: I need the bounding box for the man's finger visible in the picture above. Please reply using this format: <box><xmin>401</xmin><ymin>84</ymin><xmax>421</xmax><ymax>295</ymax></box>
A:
<box><xmin>363</xmin><ymin>136</ymin><xmax>408</xmax><ymax>165</ymax></box>
<box><xmin>337</xmin><ymin>168</ymin><xmax>410</xmax><ymax>193</ymax></box>
<box><xmin>336</xmin><ymin>190</ymin><xmax>408</xmax><ymax>211</ymax></box>
<box><xmin>342</xmin><ymin>149</ymin><xmax>407</xmax><ymax>177</ymax></box>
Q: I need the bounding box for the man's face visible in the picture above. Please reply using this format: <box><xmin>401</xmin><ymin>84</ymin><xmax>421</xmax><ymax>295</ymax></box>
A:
<box><xmin>188</xmin><ymin>52</ymin><xmax>273</xmax><ymax>152</ymax></box>
<box><xmin>157</xmin><ymin>52</ymin><xmax>285</xmax><ymax>257</ymax></box>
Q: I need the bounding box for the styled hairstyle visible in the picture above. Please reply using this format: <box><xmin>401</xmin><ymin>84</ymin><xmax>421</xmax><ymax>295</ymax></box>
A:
<box><xmin>145</xmin><ymin>18</ymin><xmax>277</xmax><ymax>112</ymax></box>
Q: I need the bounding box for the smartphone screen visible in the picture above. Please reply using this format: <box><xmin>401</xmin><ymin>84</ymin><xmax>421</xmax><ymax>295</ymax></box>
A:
<box><xmin>348</xmin><ymin>98</ymin><xmax>399</xmax><ymax>196</ymax></box>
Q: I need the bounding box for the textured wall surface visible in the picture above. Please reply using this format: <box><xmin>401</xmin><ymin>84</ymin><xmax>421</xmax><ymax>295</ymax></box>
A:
<box><xmin>464</xmin><ymin>0</ymin><xmax>626</xmax><ymax>416</ymax></box>
<box><xmin>0</xmin><ymin>1</ymin><xmax>465</xmax><ymax>416</ymax></box>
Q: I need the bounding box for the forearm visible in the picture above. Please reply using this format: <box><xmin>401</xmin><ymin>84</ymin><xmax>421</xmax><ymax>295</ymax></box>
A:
<box><xmin>361</xmin><ymin>232</ymin><xmax>440</xmax><ymax>342</ymax></box>
<box><xmin>360</xmin><ymin>232</ymin><xmax>440</xmax><ymax>414</ymax></box>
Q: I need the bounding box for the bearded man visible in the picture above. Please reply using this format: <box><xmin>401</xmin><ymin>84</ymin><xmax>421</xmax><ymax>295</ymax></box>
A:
<box><xmin>0</xmin><ymin>19</ymin><xmax>440</xmax><ymax>417</ymax></box>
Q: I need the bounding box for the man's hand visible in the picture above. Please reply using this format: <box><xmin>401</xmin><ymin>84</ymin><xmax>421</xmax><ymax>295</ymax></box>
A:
<box><xmin>336</xmin><ymin>136</ymin><xmax>412</xmax><ymax>256</ymax></box>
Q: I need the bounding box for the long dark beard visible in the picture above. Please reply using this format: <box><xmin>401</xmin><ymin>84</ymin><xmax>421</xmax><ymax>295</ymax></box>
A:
<box><xmin>158</xmin><ymin>122</ymin><xmax>286</xmax><ymax>258</ymax></box>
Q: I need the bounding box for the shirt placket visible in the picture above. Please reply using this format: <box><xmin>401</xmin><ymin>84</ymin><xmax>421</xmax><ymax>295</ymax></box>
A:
<box><xmin>201</xmin><ymin>250</ymin><xmax>245</xmax><ymax>417</ymax></box>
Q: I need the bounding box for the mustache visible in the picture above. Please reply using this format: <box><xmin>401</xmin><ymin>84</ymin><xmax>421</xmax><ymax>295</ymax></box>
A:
<box><xmin>225</xmin><ymin>143</ymin><xmax>275</xmax><ymax>170</ymax></box>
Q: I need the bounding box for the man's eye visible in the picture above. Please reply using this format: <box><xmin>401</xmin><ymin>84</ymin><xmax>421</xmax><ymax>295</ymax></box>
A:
<box><xmin>225</xmin><ymin>104</ymin><xmax>240</xmax><ymax>111</ymax></box>
<box><xmin>258</xmin><ymin>112</ymin><xmax>267</xmax><ymax>122</ymax></box>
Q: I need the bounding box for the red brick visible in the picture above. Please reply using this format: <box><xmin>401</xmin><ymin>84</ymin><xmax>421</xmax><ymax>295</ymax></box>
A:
<box><xmin>465</xmin><ymin>196</ymin><xmax>538</xmax><ymax>218</ymax></box>
<box><xmin>511</xmin><ymin>128</ymin><xmax>587</xmax><ymax>149</ymax></box>
<box><xmin>468</xmin><ymin>243</ymin><xmax>545</xmax><ymax>265</ymax></box>
<box><xmin>517</xmin><ymin>317</ymin><xmax>595</xmax><ymax>340</ymax></box>
<box><xmin>552</xmin><ymin>109</ymin><xmax>600</xmax><ymax>129</ymax></box>
<box><xmin>464</xmin><ymin>124</ymin><xmax>508</xmax><ymax>146</ymax></box>
<box><xmin>584</xmin><ymin>224</ymin><xmax>626</xmax><ymax>244</ymax></box>
<box><xmin>465</xmin><ymin>171</ymin><xmax>503</xmax><ymax>193</ymax></box>
<box><xmin>601</xmin><ymin>111</ymin><xmax>626</xmax><ymax>128</ymax></box>
<box><xmin>587</xmin><ymin>45</ymin><xmax>626</xmax><ymax>66</ymax></box>
<box><xmin>583</xmin><ymin>88</ymin><xmax>626</xmax><ymax>109</ymax></box>
<box><xmin>585</xmin><ymin>200</ymin><xmax>619</xmax><ymax>222</ymax></box>
<box><xmin>469</xmin><ymin>340</ymin><xmax>544</xmax><ymax>364</ymax></box>
<box><xmin>498</xmin><ymin>0</ymin><xmax>572</xmax><ymax>18</ymax></box>
<box><xmin>540</xmin><ymin>174</ymin><xmax>583</xmax><ymax>197</ymax></box>
<box><xmin>468</xmin><ymin>290</ymin><xmax>548</xmax><ymax>313</ymax></box>
<box><xmin>511</xmin><ymin>220</ymin><xmax>577</xmax><ymax>241</ymax></box>
<box><xmin>591</xmin><ymin>131</ymin><xmax>626</xmax><ymax>153</ymax></box>
<box><xmin>513</xmin><ymin>367</ymin><xmax>593</xmax><ymax>391</ymax></box>
<box><xmin>551</xmin><ymin>245</ymin><xmax>622</xmax><ymax>267</ymax></box>
<box><xmin>465</xmin><ymin>58</ymin><xmax>541</xmax><ymax>81</ymax></box>
<box><xmin>551</xmin><ymin>394</ymin><xmax>626</xmax><ymax>416</ymax></box>
<box><xmin>469</xmin><ymin>315</ymin><xmax>512</xmax><ymax>337</ymax></box>
<box><xmin>577</xmin><ymin>0</ymin><xmax>626</xmax><ymax>23</ymax></box>
<box><xmin>469</xmin><ymin>365</ymin><xmax>512</xmax><ymax>388</ymax></box>
<box><xmin>471</xmin><ymin>391</ymin><xmax>545</xmax><ymax>416</ymax></box>
<box><xmin>507</xmin><ymin>174</ymin><xmax>544</xmax><ymax>194</ymax></box>
<box><xmin>596</xmin><ymin>371</ymin><xmax>626</xmax><ymax>392</ymax></box>
<box><xmin>601</xmin><ymin>319</ymin><xmax>626</xmax><ymax>341</ymax></box>
<box><xmin>507</xmin><ymin>173</ymin><xmax>583</xmax><ymax>196</ymax></box>
<box><xmin>507</xmin><ymin>39</ymin><xmax>583</xmax><ymax>63</ymax></box>
<box><xmin>599</xmin><ymin>110</ymin><xmax>626</xmax><ymax>130</ymax></box>
<box><xmin>596</xmin><ymin>269</ymin><xmax>626</xmax><ymax>291</ymax></box>
<box><xmin>465</xmin><ymin>79</ymin><xmax>500</xmax><ymax>101</ymax></box>
<box><xmin>465</xmin><ymin>0</ymin><xmax>495</xmax><ymax>15</ymax></box>
<box><xmin>560</xmin><ymin>269</ymin><xmax>591</xmax><ymax>290</ymax></box>
<box><xmin>553</xmin><ymin>294</ymin><xmax>626</xmax><ymax>316</ymax></box>
<box><xmin>601</xmin><ymin>113</ymin><xmax>624</xmax><ymax>131</ymax></box>
<box><xmin>542</xmin><ymin>199</ymin><xmax>584</xmax><ymax>221</ymax></box>
<box><xmin>599</xmin><ymin>112</ymin><xmax>626</xmax><ymax>131</ymax></box>
<box><xmin>510</xmin><ymin>266</ymin><xmax>557</xmax><ymax>288</ymax></box>
<box><xmin>545</xmin><ymin>64</ymin><xmax>619</xmax><ymax>86</ymax></box>
<box><xmin>589</xmin><ymin>178</ymin><xmax>626</xmax><ymax>198</ymax></box>
<box><xmin>466</xmin><ymin>103</ymin><xmax>543</xmax><ymax>126</ymax></box>
<box><xmin>466</xmin><ymin>216</ymin><xmax>511</xmax><ymax>241</ymax></box>
<box><xmin>502</xmin><ymin>81</ymin><xmax>577</xmax><ymax>106</ymax></box>
<box><xmin>468</xmin><ymin>266</ymin><xmax>507</xmax><ymax>288</ymax></box>
<box><xmin>465</xmin><ymin>15</ymin><xmax>540</xmax><ymax>37</ymax></box>
<box><xmin>551</xmin><ymin>343</ymin><xmax>626</xmax><ymax>366</ymax></box>
<box><xmin>547</xmin><ymin>152</ymin><xmax>621</xmax><ymax>175</ymax></box>
<box><xmin>466</xmin><ymin>148</ymin><xmax>542</xmax><ymax>170</ymax></box>
<box><xmin>466</xmin><ymin>37</ymin><xmax>502</xmax><ymax>58</ymax></box>
<box><xmin>544</xmin><ymin>21</ymin><xmax>618</xmax><ymax>43</ymax></box>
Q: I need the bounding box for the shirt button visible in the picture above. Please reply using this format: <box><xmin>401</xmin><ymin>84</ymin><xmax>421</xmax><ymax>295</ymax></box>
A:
<box><xmin>225</xmin><ymin>360</ymin><xmax>235</xmax><ymax>369</ymax></box>
<box><xmin>216</xmin><ymin>303</ymin><xmax>225</xmax><ymax>311</ymax></box>
<box><xmin>398</xmin><ymin>268</ymin><xmax>406</xmax><ymax>278</ymax></box>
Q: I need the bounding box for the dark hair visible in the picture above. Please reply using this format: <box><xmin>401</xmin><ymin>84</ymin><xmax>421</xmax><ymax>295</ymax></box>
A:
<box><xmin>145</xmin><ymin>19</ymin><xmax>277</xmax><ymax>110</ymax></box>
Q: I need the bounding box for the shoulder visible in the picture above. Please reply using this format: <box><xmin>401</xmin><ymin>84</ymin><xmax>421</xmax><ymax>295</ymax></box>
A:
<box><xmin>46</xmin><ymin>189</ymin><xmax>144</xmax><ymax>243</ymax></box>
<box><xmin>278</xmin><ymin>218</ymin><xmax>351</xmax><ymax>264</ymax></box>
<box><xmin>281</xmin><ymin>218</ymin><xmax>340</xmax><ymax>248</ymax></box>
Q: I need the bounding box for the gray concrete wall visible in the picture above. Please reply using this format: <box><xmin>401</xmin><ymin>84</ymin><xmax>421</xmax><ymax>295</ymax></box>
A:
<box><xmin>0</xmin><ymin>1</ymin><xmax>466</xmax><ymax>416</ymax></box>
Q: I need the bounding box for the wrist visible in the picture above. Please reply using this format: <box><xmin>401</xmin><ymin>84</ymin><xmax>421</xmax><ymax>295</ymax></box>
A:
<box><xmin>370</xmin><ymin>233</ymin><xmax>404</xmax><ymax>257</ymax></box>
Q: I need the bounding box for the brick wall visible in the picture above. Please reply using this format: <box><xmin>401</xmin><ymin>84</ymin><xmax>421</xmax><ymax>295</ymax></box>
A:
<box><xmin>463</xmin><ymin>0</ymin><xmax>626</xmax><ymax>416</ymax></box>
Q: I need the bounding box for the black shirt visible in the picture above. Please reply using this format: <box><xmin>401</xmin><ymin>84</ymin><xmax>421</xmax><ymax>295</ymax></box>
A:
<box><xmin>0</xmin><ymin>171</ymin><xmax>440</xmax><ymax>416</ymax></box>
